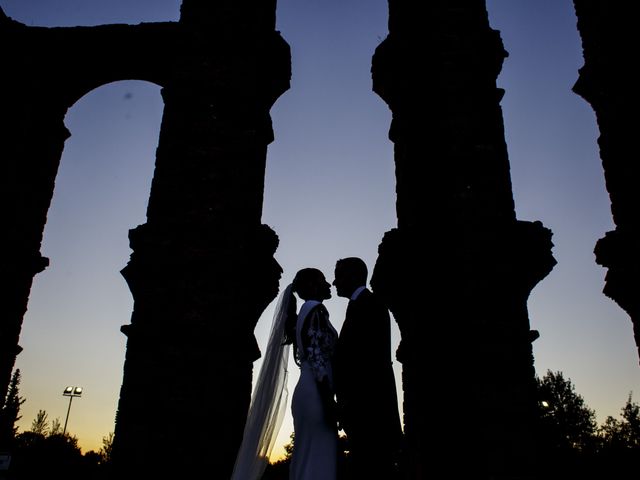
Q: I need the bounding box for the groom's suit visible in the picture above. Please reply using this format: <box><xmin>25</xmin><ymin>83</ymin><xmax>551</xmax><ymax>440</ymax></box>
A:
<box><xmin>334</xmin><ymin>287</ymin><xmax>402</xmax><ymax>479</ymax></box>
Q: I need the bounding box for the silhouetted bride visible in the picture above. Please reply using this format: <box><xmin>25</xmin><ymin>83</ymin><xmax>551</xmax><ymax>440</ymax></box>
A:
<box><xmin>231</xmin><ymin>268</ymin><xmax>338</xmax><ymax>480</ymax></box>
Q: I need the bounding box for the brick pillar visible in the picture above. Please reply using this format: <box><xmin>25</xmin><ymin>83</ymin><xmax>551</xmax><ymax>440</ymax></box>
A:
<box><xmin>371</xmin><ymin>2</ymin><xmax>555</xmax><ymax>477</ymax></box>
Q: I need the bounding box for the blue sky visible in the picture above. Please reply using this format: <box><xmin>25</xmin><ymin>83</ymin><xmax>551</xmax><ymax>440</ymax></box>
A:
<box><xmin>3</xmin><ymin>0</ymin><xmax>638</xmax><ymax>459</ymax></box>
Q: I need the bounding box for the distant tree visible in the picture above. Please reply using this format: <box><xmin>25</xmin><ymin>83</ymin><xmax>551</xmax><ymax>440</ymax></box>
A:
<box><xmin>83</xmin><ymin>449</ymin><xmax>103</xmax><ymax>472</ymax></box>
<box><xmin>592</xmin><ymin>393</ymin><xmax>640</xmax><ymax>477</ymax></box>
<box><xmin>0</xmin><ymin>368</ymin><xmax>25</xmax><ymax>448</ymax></box>
<box><xmin>534</xmin><ymin>370</ymin><xmax>601</xmax><ymax>478</ymax></box>
<box><xmin>6</xmin><ymin>405</ymin><xmax>105</xmax><ymax>477</ymax></box>
<box><xmin>283</xmin><ymin>431</ymin><xmax>294</xmax><ymax>460</ymax></box>
<box><xmin>47</xmin><ymin>431</ymin><xmax>81</xmax><ymax>450</ymax></box>
<box><xmin>11</xmin><ymin>429</ymin><xmax>84</xmax><ymax>476</ymax></box>
<box><xmin>30</xmin><ymin>409</ymin><xmax>49</xmax><ymax>436</ymax></box>
<box><xmin>599</xmin><ymin>393</ymin><xmax>640</xmax><ymax>451</ymax></box>
<box><xmin>263</xmin><ymin>457</ymin><xmax>290</xmax><ymax>480</ymax></box>
<box><xmin>263</xmin><ymin>432</ymin><xmax>294</xmax><ymax>480</ymax></box>
<box><xmin>50</xmin><ymin>417</ymin><xmax>62</xmax><ymax>435</ymax></box>
<box><xmin>100</xmin><ymin>431</ymin><xmax>114</xmax><ymax>464</ymax></box>
<box><xmin>536</xmin><ymin>370</ymin><xmax>597</xmax><ymax>452</ymax></box>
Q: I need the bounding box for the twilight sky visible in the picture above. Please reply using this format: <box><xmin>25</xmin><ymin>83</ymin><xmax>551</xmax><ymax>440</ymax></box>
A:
<box><xmin>3</xmin><ymin>0</ymin><xmax>638</xmax><ymax>459</ymax></box>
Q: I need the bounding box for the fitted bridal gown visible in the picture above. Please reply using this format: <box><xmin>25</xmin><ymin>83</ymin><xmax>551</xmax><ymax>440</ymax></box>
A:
<box><xmin>290</xmin><ymin>300</ymin><xmax>338</xmax><ymax>480</ymax></box>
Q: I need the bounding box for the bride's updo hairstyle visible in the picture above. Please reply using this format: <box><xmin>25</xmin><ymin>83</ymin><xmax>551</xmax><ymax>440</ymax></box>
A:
<box><xmin>282</xmin><ymin>268</ymin><xmax>323</xmax><ymax>349</ymax></box>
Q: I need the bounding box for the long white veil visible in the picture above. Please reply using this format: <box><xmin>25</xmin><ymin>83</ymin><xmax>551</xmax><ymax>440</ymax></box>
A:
<box><xmin>230</xmin><ymin>284</ymin><xmax>293</xmax><ymax>480</ymax></box>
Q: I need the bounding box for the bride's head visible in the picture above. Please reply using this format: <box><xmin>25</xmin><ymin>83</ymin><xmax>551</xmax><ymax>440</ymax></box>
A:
<box><xmin>292</xmin><ymin>268</ymin><xmax>332</xmax><ymax>302</ymax></box>
<box><xmin>282</xmin><ymin>268</ymin><xmax>331</xmax><ymax>346</ymax></box>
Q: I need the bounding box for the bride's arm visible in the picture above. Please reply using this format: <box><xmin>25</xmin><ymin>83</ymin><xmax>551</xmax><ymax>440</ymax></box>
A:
<box><xmin>302</xmin><ymin>305</ymin><xmax>338</xmax><ymax>427</ymax></box>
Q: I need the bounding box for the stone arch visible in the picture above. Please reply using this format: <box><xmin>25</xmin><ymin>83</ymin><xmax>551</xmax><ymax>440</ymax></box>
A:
<box><xmin>0</xmin><ymin>15</ymin><xmax>177</xmax><ymax>406</ymax></box>
<box><xmin>1</xmin><ymin>3</ymin><xmax>290</xmax><ymax>478</ymax></box>
<box><xmin>13</xmin><ymin>79</ymin><xmax>162</xmax><ymax>446</ymax></box>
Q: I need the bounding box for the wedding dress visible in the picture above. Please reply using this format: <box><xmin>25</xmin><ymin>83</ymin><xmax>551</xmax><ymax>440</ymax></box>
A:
<box><xmin>289</xmin><ymin>300</ymin><xmax>338</xmax><ymax>480</ymax></box>
<box><xmin>230</xmin><ymin>290</ymin><xmax>338</xmax><ymax>480</ymax></box>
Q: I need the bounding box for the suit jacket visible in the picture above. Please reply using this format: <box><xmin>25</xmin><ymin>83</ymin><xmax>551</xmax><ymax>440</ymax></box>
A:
<box><xmin>334</xmin><ymin>288</ymin><xmax>402</xmax><ymax>443</ymax></box>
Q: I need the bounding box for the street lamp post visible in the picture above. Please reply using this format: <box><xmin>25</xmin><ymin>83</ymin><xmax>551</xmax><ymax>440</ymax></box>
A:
<box><xmin>62</xmin><ymin>386</ymin><xmax>82</xmax><ymax>435</ymax></box>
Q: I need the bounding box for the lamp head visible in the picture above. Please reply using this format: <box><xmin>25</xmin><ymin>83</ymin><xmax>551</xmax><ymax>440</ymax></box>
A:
<box><xmin>63</xmin><ymin>386</ymin><xmax>83</xmax><ymax>397</ymax></box>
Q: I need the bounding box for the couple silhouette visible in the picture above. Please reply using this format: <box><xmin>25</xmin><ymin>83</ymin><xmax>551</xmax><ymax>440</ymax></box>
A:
<box><xmin>232</xmin><ymin>257</ymin><xmax>402</xmax><ymax>480</ymax></box>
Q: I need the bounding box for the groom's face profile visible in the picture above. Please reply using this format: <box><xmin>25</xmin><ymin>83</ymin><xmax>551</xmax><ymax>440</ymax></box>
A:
<box><xmin>332</xmin><ymin>264</ymin><xmax>352</xmax><ymax>299</ymax></box>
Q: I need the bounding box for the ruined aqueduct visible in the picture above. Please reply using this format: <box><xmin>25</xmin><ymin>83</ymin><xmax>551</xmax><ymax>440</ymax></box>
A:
<box><xmin>1</xmin><ymin>1</ymin><xmax>637</xmax><ymax>478</ymax></box>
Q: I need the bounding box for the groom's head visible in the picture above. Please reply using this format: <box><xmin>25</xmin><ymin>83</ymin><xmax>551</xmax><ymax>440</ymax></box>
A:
<box><xmin>333</xmin><ymin>257</ymin><xmax>368</xmax><ymax>298</ymax></box>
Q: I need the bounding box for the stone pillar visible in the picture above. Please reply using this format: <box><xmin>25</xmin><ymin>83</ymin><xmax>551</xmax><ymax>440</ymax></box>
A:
<box><xmin>1</xmin><ymin>2</ymin><xmax>290</xmax><ymax>474</ymax></box>
<box><xmin>0</xmin><ymin>104</ymin><xmax>65</xmax><ymax>407</ymax></box>
<box><xmin>0</xmin><ymin>11</ymin><xmax>67</xmax><ymax>405</ymax></box>
<box><xmin>573</xmin><ymin>1</ymin><xmax>640</xmax><ymax>363</ymax></box>
<box><xmin>0</xmin><ymin>6</ymin><xmax>179</xmax><ymax>412</ymax></box>
<box><xmin>371</xmin><ymin>2</ymin><xmax>555</xmax><ymax>478</ymax></box>
<box><xmin>110</xmin><ymin>1</ymin><xmax>290</xmax><ymax>477</ymax></box>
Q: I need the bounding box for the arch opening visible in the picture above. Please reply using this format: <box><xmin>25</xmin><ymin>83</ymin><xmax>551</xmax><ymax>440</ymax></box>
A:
<box><xmin>15</xmin><ymin>80</ymin><xmax>162</xmax><ymax>454</ymax></box>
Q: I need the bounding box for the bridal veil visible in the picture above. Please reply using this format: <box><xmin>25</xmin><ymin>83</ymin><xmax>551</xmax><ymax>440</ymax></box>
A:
<box><xmin>230</xmin><ymin>284</ymin><xmax>293</xmax><ymax>480</ymax></box>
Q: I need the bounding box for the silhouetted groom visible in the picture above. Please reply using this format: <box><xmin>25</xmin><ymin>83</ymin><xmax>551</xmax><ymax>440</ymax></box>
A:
<box><xmin>332</xmin><ymin>257</ymin><xmax>402</xmax><ymax>479</ymax></box>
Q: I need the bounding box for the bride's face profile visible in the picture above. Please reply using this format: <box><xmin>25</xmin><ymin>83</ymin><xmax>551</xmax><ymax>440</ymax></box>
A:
<box><xmin>294</xmin><ymin>268</ymin><xmax>332</xmax><ymax>301</ymax></box>
<box><xmin>314</xmin><ymin>272</ymin><xmax>332</xmax><ymax>301</ymax></box>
